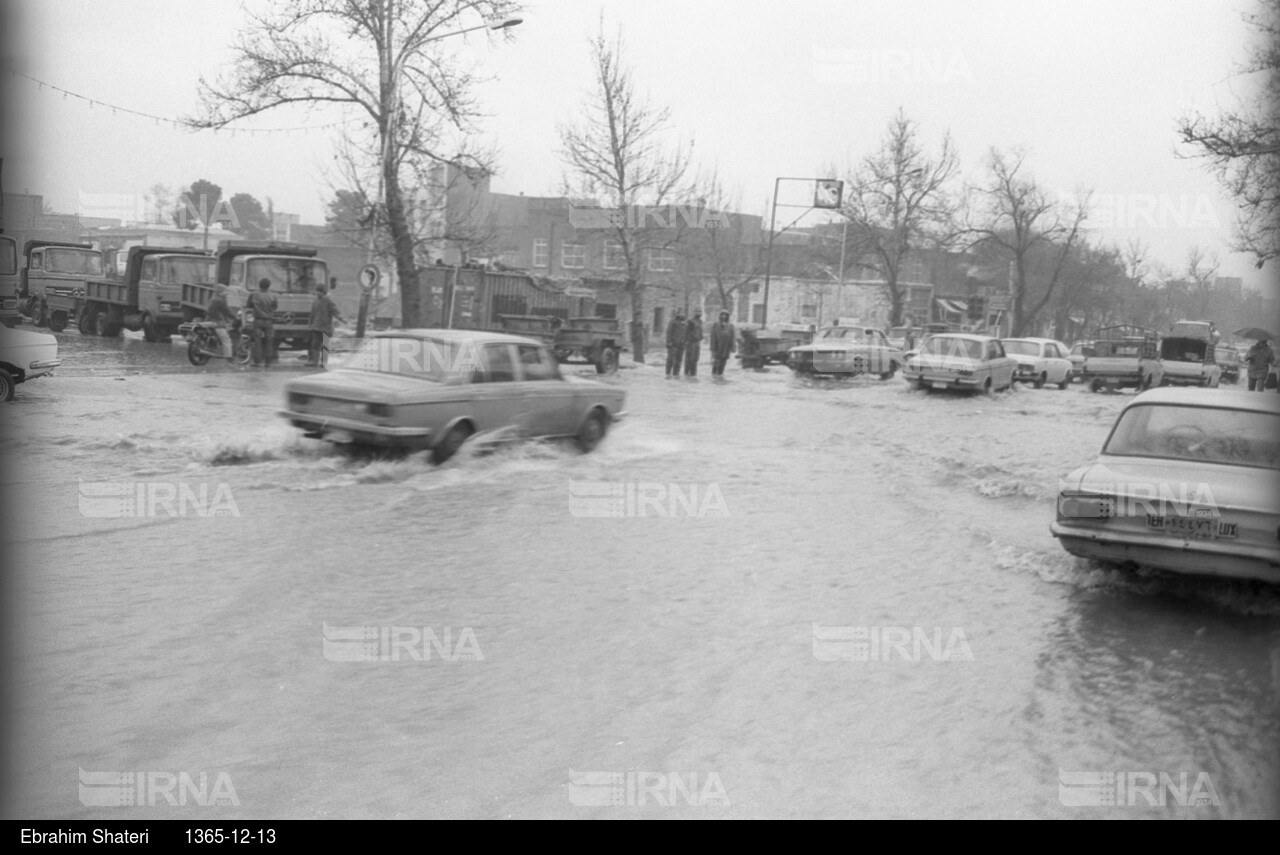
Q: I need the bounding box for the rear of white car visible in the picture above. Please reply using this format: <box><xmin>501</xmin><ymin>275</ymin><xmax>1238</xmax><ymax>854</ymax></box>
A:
<box><xmin>0</xmin><ymin>325</ymin><xmax>61</xmax><ymax>401</ymax></box>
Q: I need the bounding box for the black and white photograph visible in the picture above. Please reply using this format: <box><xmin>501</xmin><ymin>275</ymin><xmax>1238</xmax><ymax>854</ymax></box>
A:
<box><xmin>2</xmin><ymin>0</ymin><xmax>1279</xmax><ymax>824</ymax></box>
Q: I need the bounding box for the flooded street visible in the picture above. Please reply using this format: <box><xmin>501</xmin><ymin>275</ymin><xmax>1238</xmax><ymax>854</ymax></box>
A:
<box><xmin>5</xmin><ymin>330</ymin><xmax>1280</xmax><ymax>818</ymax></box>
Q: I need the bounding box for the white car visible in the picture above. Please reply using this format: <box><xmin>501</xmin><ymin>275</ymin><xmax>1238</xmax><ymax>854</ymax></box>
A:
<box><xmin>0</xmin><ymin>324</ymin><xmax>61</xmax><ymax>401</ymax></box>
<box><xmin>902</xmin><ymin>333</ymin><xmax>1016</xmax><ymax>393</ymax></box>
<box><xmin>1052</xmin><ymin>388</ymin><xmax>1280</xmax><ymax>582</ymax></box>
<box><xmin>1000</xmin><ymin>337</ymin><xmax>1073</xmax><ymax>389</ymax></box>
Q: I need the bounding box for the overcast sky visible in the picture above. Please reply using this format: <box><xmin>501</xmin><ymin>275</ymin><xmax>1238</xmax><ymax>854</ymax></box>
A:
<box><xmin>2</xmin><ymin>0</ymin><xmax>1273</xmax><ymax>295</ymax></box>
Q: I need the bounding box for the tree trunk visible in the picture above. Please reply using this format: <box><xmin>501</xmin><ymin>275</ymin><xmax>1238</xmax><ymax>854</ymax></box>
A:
<box><xmin>629</xmin><ymin>282</ymin><xmax>646</xmax><ymax>363</ymax></box>
<box><xmin>887</xmin><ymin>276</ymin><xmax>904</xmax><ymax>326</ymax></box>
<box><xmin>1011</xmin><ymin>257</ymin><xmax>1027</xmax><ymax>336</ymax></box>
<box><xmin>385</xmin><ymin>163</ymin><xmax>420</xmax><ymax>328</ymax></box>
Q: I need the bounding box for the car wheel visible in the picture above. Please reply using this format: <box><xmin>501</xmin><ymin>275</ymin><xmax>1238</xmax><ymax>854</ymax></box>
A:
<box><xmin>879</xmin><ymin>362</ymin><xmax>898</xmax><ymax>381</ymax></box>
<box><xmin>1089</xmin><ymin>378</ymin><xmax>1103</xmax><ymax>393</ymax></box>
<box><xmin>1033</xmin><ymin>371</ymin><xmax>1046</xmax><ymax>389</ymax></box>
<box><xmin>47</xmin><ymin>311</ymin><xmax>68</xmax><ymax>333</ymax></box>
<box><xmin>576</xmin><ymin>410</ymin><xmax>608</xmax><ymax>453</ymax></box>
<box><xmin>1057</xmin><ymin>375</ymin><xmax>1068</xmax><ymax>390</ymax></box>
<box><xmin>595</xmin><ymin>346</ymin><xmax>618</xmax><ymax>374</ymax></box>
<box><xmin>983</xmin><ymin>377</ymin><xmax>994</xmax><ymax>395</ymax></box>
<box><xmin>917</xmin><ymin>378</ymin><xmax>929</xmax><ymax>391</ymax></box>
<box><xmin>0</xmin><ymin>368</ymin><xmax>14</xmax><ymax>402</ymax></box>
<box><xmin>432</xmin><ymin>423</ymin><xmax>473</xmax><ymax>465</ymax></box>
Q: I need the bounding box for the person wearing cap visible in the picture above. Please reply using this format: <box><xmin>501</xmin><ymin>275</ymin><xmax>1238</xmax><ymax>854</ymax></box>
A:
<box><xmin>306</xmin><ymin>283</ymin><xmax>345</xmax><ymax>368</ymax></box>
<box><xmin>665</xmin><ymin>311</ymin><xmax>687</xmax><ymax>378</ymax></box>
<box><xmin>246</xmin><ymin>278</ymin><xmax>279</xmax><ymax>367</ymax></box>
<box><xmin>709</xmin><ymin>310</ymin><xmax>736</xmax><ymax>377</ymax></box>
<box><xmin>684</xmin><ymin>310</ymin><xmax>704</xmax><ymax>376</ymax></box>
<box><xmin>1245</xmin><ymin>338</ymin><xmax>1275</xmax><ymax>391</ymax></box>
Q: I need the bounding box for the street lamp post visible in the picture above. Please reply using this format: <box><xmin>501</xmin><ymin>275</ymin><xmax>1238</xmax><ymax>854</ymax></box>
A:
<box><xmin>760</xmin><ymin>177</ymin><xmax>843</xmax><ymax>327</ymax></box>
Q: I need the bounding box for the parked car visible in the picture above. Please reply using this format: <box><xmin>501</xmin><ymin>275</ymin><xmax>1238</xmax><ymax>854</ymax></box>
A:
<box><xmin>999</xmin><ymin>337</ymin><xmax>1073</xmax><ymax>389</ymax></box>
<box><xmin>901</xmin><ymin>333</ymin><xmax>1016</xmax><ymax>393</ymax></box>
<box><xmin>0</xmin><ymin>324</ymin><xmax>61</xmax><ymax>401</ymax></box>
<box><xmin>1051</xmin><ymin>388</ymin><xmax>1280</xmax><ymax>583</ymax></box>
<box><xmin>1067</xmin><ymin>340</ymin><xmax>1094</xmax><ymax>382</ymax></box>
<box><xmin>787</xmin><ymin>325</ymin><xmax>904</xmax><ymax>379</ymax></box>
<box><xmin>279</xmin><ymin>330</ymin><xmax>627</xmax><ymax>463</ymax></box>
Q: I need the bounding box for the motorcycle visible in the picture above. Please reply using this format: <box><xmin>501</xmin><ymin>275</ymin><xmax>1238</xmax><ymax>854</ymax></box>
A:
<box><xmin>182</xmin><ymin>320</ymin><xmax>251</xmax><ymax>367</ymax></box>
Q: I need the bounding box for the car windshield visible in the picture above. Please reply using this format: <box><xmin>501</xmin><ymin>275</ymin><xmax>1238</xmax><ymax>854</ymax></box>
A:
<box><xmin>921</xmin><ymin>336</ymin><xmax>982</xmax><ymax>359</ymax></box>
<box><xmin>339</xmin><ymin>336</ymin><xmax>476</xmax><ymax>382</ymax></box>
<box><xmin>1104</xmin><ymin>403</ymin><xmax>1280</xmax><ymax>469</ymax></box>
<box><xmin>822</xmin><ymin>327</ymin><xmax>866</xmax><ymax>340</ymax></box>
<box><xmin>246</xmin><ymin>258</ymin><xmax>328</xmax><ymax>294</ymax></box>
<box><xmin>1002</xmin><ymin>340</ymin><xmax>1041</xmax><ymax>357</ymax></box>
<box><xmin>45</xmin><ymin>248</ymin><xmax>103</xmax><ymax>276</ymax></box>
<box><xmin>0</xmin><ymin>238</ymin><xmax>16</xmax><ymax>275</ymax></box>
<box><xmin>156</xmin><ymin>256</ymin><xmax>215</xmax><ymax>285</ymax></box>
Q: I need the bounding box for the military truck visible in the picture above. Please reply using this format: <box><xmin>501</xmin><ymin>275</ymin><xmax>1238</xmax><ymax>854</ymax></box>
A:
<box><xmin>552</xmin><ymin>317</ymin><xmax>625</xmax><ymax>374</ymax></box>
<box><xmin>0</xmin><ymin>235</ymin><xmax>18</xmax><ymax>328</ymax></box>
<box><xmin>78</xmin><ymin>246</ymin><xmax>214</xmax><ymax>339</ymax></box>
<box><xmin>183</xmin><ymin>241</ymin><xmax>328</xmax><ymax>352</ymax></box>
<box><xmin>20</xmin><ymin>241</ymin><xmax>104</xmax><ymax>332</ymax></box>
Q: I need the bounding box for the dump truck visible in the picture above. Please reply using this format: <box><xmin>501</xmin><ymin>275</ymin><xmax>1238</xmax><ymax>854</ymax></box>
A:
<box><xmin>20</xmin><ymin>241</ymin><xmax>104</xmax><ymax>332</ymax></box>
<box><xmin>78</xmin><ymin>246</ymin><xmax>214</xmax><ymax>339</ymax></box>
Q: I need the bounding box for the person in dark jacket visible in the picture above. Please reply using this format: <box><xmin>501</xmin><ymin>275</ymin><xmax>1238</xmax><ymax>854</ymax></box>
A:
<box><xmin>709</xmin><ymin>310</ymin><xmax>736</xmax><ymax>377</ymax></box>
<box><xmin>684</xmin><ymin>310</ymin><xmax>704</xmax><ymax>376</ymax></box>
<box><xmin>1245</xmin><ymin>339</ymin><xmax>1275</xmax><ymax>391</ymax></box>
<box><xmin>665</xmin><ymin>311</ymin><xmax>687</xmax><ymax>377</ymax></box>
<box><xmin>246</xmin><ymin>278</ymin><xmax>279</xmax><ymax>367</ymax></box>
<box><xmin>306</xmin><ymin>283</ymin><xmax>345</xmax><ymax>367</ymax></box>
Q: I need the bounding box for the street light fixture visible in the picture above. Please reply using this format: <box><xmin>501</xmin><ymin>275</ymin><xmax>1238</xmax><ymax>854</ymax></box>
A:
<box><xmin>760</xmin><ymin>177</ymin><xmax>843</xmax><ymax>328</ymax></box>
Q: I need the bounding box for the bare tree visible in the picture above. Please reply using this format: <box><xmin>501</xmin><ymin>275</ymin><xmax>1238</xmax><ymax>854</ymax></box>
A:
<box><xmin>1183</xmin><ymin>244</ymin><xmax>1221</xmax><ymax>318</ymax></box>
<box><xmin>192</xmin><ymin>0</ymin><xmax>520</xmax><ymax>327</ymax></box>
<box><xmin>558</xmin><ymin>23</ymin><xmax>696</xmax><ymax>362</ymax></box>
<box><xmin>964</xmin><ymin>148</ymin><xmax>1090</xmax><ymax>336</ymax></box>
<box><xmin>1177</xmin><ymin>2</ymin><xmax>1279</xmax><ymax>267</ymax></box>
<box><xmin>840</xmin><ymin>110</ymin><xmax>958</xmax><ymax>327</ymax></box>
<box><xmin>683</xmin><ymin>172</ymin><xmax>762</xmax><ymax>314</ymax></box>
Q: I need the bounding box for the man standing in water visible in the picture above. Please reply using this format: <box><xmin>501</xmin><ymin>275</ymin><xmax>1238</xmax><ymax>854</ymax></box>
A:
<box><xmin>247</xmin><ymin>278</ymin><xmax>279</xmax><ymax>367</ymax></box>
<box><xmin>709</xmin><ymin>310</ymin><xmax>736</xmax><ymax>378</ymax></box>
<box><xmin>684</xmin><ymin>309</ymin><xmax>704</xmax><ymax>376</ymax></box>
<box><xmin>306</xmin><ymin>282</ymin><xmax>345</xmax><ymax>368</ymax></box>
<box><xmin>665</xmin><ymin>310</ymin><xmax>687</xmax><ymax>378</ymax></box>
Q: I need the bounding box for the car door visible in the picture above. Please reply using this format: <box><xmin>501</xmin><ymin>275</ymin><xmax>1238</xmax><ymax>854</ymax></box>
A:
<box><xmin>988</xmin><ymin>340</ymin><xmax>1014</xmax><ymax>387</ymax></box>
<box><xmin>516</xmin><ymin>343</ymin><xmax>579</xmax><ymax>437</ymax></box>
<box><xmin>470</xmin><ymin>342</ymin><xmax>529</xmax><ymax>442</ymax></box>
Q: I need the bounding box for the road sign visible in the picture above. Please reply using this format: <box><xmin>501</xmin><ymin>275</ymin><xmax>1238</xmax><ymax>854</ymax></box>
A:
<box><xmin>359</xmin><ymin>264</ymin><xmax>381</xmax><ymax>293</ymax></box>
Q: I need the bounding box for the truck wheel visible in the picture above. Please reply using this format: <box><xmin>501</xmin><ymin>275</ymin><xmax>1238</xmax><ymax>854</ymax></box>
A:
<box><xmin>93</xmin><ymin>311</ymin><xmax>112</xmax><ymax>337</ymax></box>
<box><xmin>576</xmin><ymin>410</ymin><xmax>608</xmax><ymax>452</ymax></box>
<box><xmin>432</xmin><ymin>423</ymin><xmax>473</xmax><ymax>465</ymax></box>
<box><xmin>595</xmin><ymin>347</ymin><xmax>618</xmax><ymax>374</ymax></box>
<box><xmin>47</xmin><ymin>311</ymin><xmax>68</xmax><ymax>333</ymax></box>
<box><xmin>0</xmin><ymin>368</ymin><xmax>14</xmax><ymax>402</ymax></box>
<box><xmin>1089</xmin><ymin>378</ymin><xmax>1103</xmax><ymax>393</ymax></box>
<box><xmin>77</xmin><ymin>308</ymin><xmax>93</xmax><ymax>335</ymax></box>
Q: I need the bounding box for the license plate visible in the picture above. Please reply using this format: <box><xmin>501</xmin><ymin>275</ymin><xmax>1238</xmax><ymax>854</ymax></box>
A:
<box><xmin>1146</xmin><ymin>514</ymin><xmax>1237</xmax><ymax>539</ymax></box>
<box><xmin>326</xmin><ymin>430</ymin><xmax>354</xmax><ymax>444</ymax></box>
<box><xmin>931</xmin><ymin>381</ymin><xmax>949</xmax><ymax>389</ymax></box>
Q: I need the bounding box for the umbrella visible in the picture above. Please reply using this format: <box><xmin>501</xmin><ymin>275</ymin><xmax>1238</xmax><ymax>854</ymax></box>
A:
<box><xmin>1233</xmin><ymin>327</ymin><xmax>1276</xmax><ymax>341</ymax></box>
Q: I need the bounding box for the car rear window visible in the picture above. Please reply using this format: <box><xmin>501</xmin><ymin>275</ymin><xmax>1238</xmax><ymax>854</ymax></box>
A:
<box><xmin>1105</xmin><ymin>404</ymin><xmax>1280</xmax><ymax>469</ymax></box>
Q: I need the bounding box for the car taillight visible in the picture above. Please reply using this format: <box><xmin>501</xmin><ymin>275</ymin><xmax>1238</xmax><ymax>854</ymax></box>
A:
<box><xmin>1058</xmin><ymin>495</ymin><xmax>1115</xmax><ymax>519</ymax></box>
<box><xmin>367</xmin><ymin>402</ymin><xmax>392</xmax><ymax>417</ymax></box>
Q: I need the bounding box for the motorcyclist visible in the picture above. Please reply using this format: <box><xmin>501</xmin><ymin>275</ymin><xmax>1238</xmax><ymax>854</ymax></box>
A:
<box><xmin>204</xmin><ymin>284</ymin><xmax>237</xmax><ymax>359</ymax></box>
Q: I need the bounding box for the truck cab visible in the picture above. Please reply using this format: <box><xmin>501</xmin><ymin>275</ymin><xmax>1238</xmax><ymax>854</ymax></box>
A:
<box><xmin>22</xmin><ymin>241</ymin><xmax>103</xmax><ymax>332</ymax></box>
<box><xmin>0</xmin><ymin>235</ymin><xmax>18</xmax><ymax>328</ymax></box>
<box><xmin>217</xmin><ymin>241</ymin><xmax>327</xmax><ymax>351</ymax></box>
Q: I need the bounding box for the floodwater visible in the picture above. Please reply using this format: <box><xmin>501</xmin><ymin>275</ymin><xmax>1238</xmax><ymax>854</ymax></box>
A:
<box><xmin>4</xmin><ymin>328</ymin><xmax>1280</xmax><ymax>818</ymax></box>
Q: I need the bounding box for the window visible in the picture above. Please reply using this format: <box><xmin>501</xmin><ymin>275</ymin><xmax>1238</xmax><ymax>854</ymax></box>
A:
<box><xmin>800</xmin><ymin>304</ymin><xmax>817</xmax><ymax>319</ymax></box>
<box><xmin>648</xmin><ymin>248</ymin><xmax>675</xmax><ymax>272</ymax></box>
<box><xmin>532</xmin><ymin>239</ymin><xmax>549</xmax><ymax>268</ymax></box>
<box><xmin>478</xmin><ymin>344</ymin><xmax>516</xmax><ymax>383</ymax></box>
<box><xmin>29</xmin><ymin>252</ymin><xmax>43</xmax><ymax>271</ymax></box>
<box><xmin>562</xmin><ymin>243</ymin><xmax>585</xmax><ymax>269</ymax></box>
<box><xmin>604</xmin><ymin>240</ymin><xmax>626</xmax><ymax>270</ymax></box>
<box><xmin>753</xmin><ymin>304</ymin><xmax>765</xmax><ymax>324</ymax></box>
<box><xmin>517</xmin><ymin>345</ymin><xmax>561</xmax><ymax>381</ymax></box>
<box><xmin>141</xmin><ymin>258</ymin><xmax>157</xmax><ymax>281</ymax></box>
<box><xmin>594</xmin><ymin>303</ymin><xmax>617</xmax><ymax>319</ymax></box>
